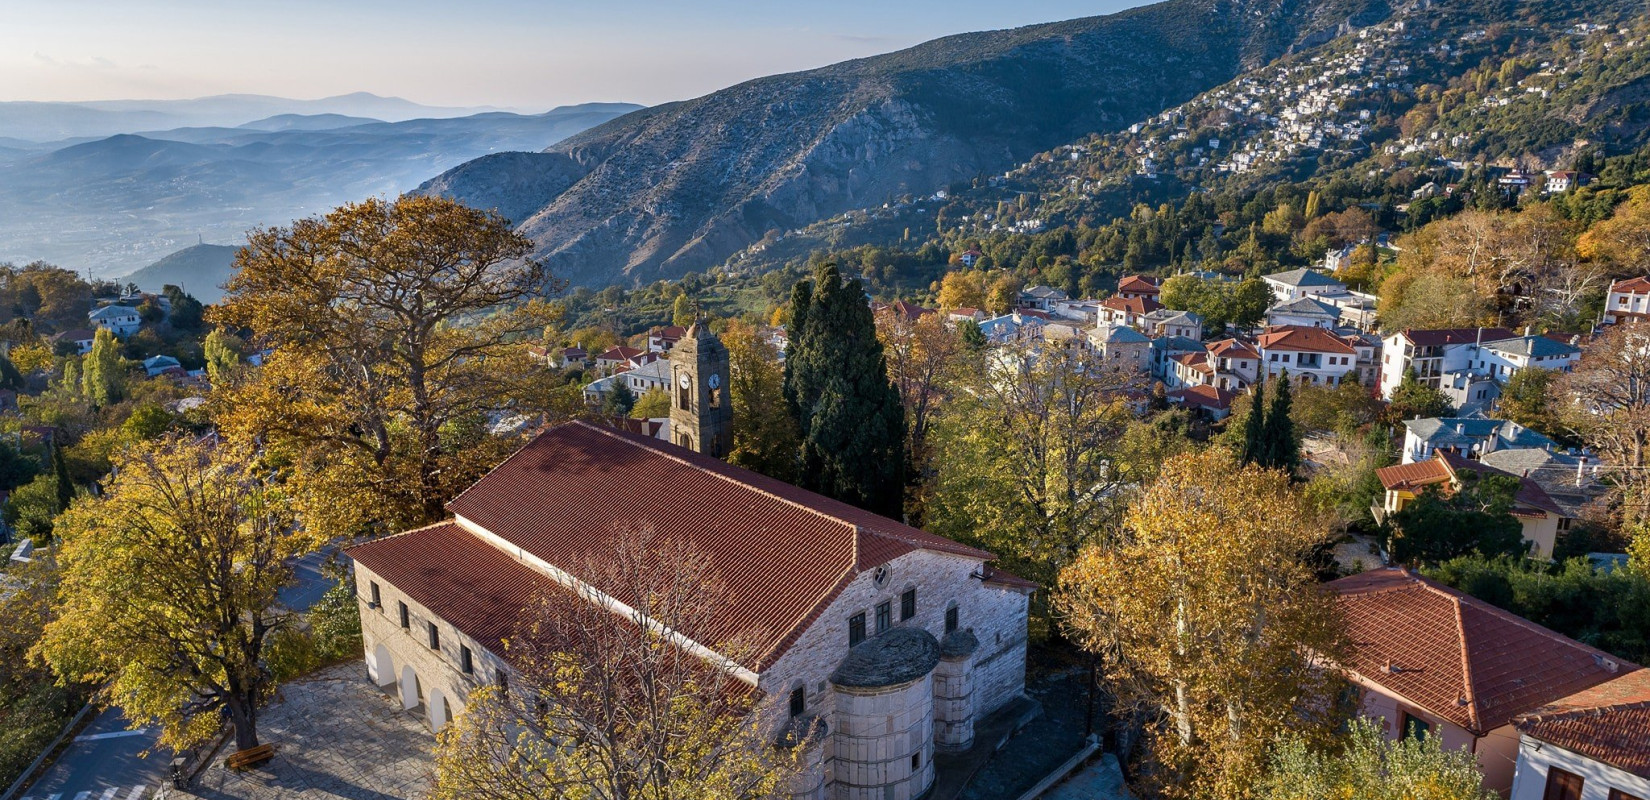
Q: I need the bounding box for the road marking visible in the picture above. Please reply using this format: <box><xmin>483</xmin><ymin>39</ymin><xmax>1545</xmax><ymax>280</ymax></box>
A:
<box><xmin>72</xmin><ymin>729</ymin><xmax>150</xmax><ymax>742</ymax></box>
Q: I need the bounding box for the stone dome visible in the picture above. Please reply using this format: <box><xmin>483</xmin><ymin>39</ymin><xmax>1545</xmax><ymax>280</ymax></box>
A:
<box><xmin>830</xmin><ymin>627</ymin><xmax>942</xmax><ymax>689</ymax></box>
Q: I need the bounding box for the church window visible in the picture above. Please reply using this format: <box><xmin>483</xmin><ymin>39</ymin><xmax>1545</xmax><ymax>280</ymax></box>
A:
<box><xmin>876</xmin><ymin>601</ymin><xmax>891</xmax><ymax>634</ymax></box>
<box><xmin>369</xmin><ymin>581</ymin><xmax>381</xmax><ymax>609</ymax></box>
<box><xmin>461</xmin><ymin>645</ymin><xmax>474</xmax><ymax>675</ymax></box>
<box><xmin>901</xmin><ymin>589</ymin><xmax>916</xmax><ymax>620</ymax></box>
<box><xmin>911</xmin><ymin>752</ymin><xmax>921</xmax><ymax>772</ymax></box>
<box><xmin>427</xmin><ymin>622</ymin><xmax>440</xmax><ymax>650</ymax></box>
<box><xmin>848</xmin><ymin>612</ymin><xmax>867</xmax><ymax>646</ymax></box>
<box><xmin>399</xmin><ymin>601</ymin><xmax>410</xmax><ymax>629</ymax></box>
<box><xmin>945</xmin><ymin>605</ymin><xmax>959</xmax><ymax>634</ymax></box>
<box><xmin>709</xmin><ymin>386</ymin><xmax>722</xmax><ymax>409</ymax></box>
<box><xmin>789</xmin><ymin>686</ymin><xmax>806</xmax><ymax>717</ymax></box>
<box><xmin>497</xmin><ymin>671</ymin><xmax>509</xmax><ymax>696</ymax></box>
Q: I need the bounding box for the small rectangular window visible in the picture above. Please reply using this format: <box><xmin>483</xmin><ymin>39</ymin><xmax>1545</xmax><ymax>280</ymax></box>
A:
<box><xmin>848</xmin><ymin>613</ymin><xmax>867</xmax><ymax>646</ymax></box>
<box><xmin>461</xmin><ymin>645</ymin><xmax>474</xmax><ymax>675</ymax></box>
<box><xmin>497</xmin><ymin>671</ymin><xmax>509</xmax><ymax>696</ymax></box>
<box><xmin>789</xmin><ymin>686</ymin><xmax>805</xmax><ymax>717</ymax></box>
<box><xmin>911</xmin><ymin>752</ymin><xmax>921</xmax><ymax>771</ymax></box>
<box><xmin>1608</xmin><ymin>790</ymin><xmax>1645</xmax><ymax>800</ymax></box>
<box><xmin>370</xmin><ymin>581</ymin><xmax>381</xmax><ymax>608</ymax></box>
<box><xmin>901</xmin><ymin>589</ymin><xmax>916</xmax><ymax>621</ymax></box>
<box><xmin>1400</xmin><ymin>712</ymin><xmax>1430</xmax><ymax>741</ymax></box>
<box><xmin>945</xmin><ymin>606</ymin><xmax>959</xmax><ymax>634</ymax></box>
<box><xmin>399</xmin><ymin>601</ymin><xmax>409</xmax><ymax>629</ymax></box>
<box><xmin>428</xmin><ymin>622</ymin><xmax>440</xmax><ymax>651</ymax></box>
<box><xmin>1543</xmin><ymin>768</ymin><xmax>1584</xmax><ymax>800</ymax></box>
<box><xmin>876</xmin><ymin>601</ymin><xmax>892</xmax><ymax>633</ymax></box>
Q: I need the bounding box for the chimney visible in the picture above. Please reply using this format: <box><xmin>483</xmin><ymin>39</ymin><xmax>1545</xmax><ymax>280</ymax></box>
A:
<box><xmin>1577</xmin><ymin>456</ymin><xmax>1587</xmax><ymax>487</ymax></box>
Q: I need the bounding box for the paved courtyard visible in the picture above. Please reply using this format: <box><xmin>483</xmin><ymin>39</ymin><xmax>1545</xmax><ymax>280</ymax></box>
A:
<box><xmin>183</xmin><ymin>662</ymin><xmax>433</xmax><ymax>800</ymax></box>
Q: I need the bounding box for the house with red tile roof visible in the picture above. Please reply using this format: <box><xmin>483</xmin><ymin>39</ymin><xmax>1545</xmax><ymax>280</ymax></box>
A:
<box><xmin>1166</xmin><ymin>338</ymin><xmax>1258</xmax><ymax>392</ymax></box>
<box><xmin>1257</xmin><ymin>325</ymin><xmax>1360</xmax><ymax>386</ymax></box>
<box><xmin>1374</xmin><ymin>449</ymin><xmax>1569</xmax><ymax>558</ymax></box>
<box><xmin>1098</xmin><ymin>295</ymin><xmax>1164</xmax><ymax>330</ymax></box>
<box><xmin>1166</xmin><ymin>384</ymin><xmax>1237</xmax><ymax>420</ymax></box>
<box><xmin>1605</xmin><ymin>277</ymin><xmax>1650</xmax><ymax>326</ymax></box>
<box><xmin>1378</xmin><ymin>327</ymin><xmax>1520</xmax><ymax>405</ymax></box>
<box><xmin>1116</xmin><ymin>275</ymin><xmax>1161</xmax><ymax>301</ymax></box>
<box><xmin>593</xmin><ymin>345</ymin><xmax>653</xmax><ymax>375</ymax></box>
<box><xmin>1330</xmin><ymin>568</ymin><xmax>1637</xmax><ymax>794</ymax></box>
<box><xmin>346</xmin><ymin>420</ymin><xmax>1033</xmax><ymax>799</ymax></box>
<box><xmin>1511</xmin><ymin>669</ymin><xmax>1650</xmax><ymax>800</ymax></box>
<box><xmin>647</xmin><ymin>325</ymin><xmax>688</xmax><ymax>353</ymax></box>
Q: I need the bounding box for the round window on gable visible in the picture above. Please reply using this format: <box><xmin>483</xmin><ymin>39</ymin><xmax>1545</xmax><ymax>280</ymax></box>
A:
<box><xmin>872</xmin><ymin>565</ymin><xmax>891</xmax><ymax>589</ymax></box>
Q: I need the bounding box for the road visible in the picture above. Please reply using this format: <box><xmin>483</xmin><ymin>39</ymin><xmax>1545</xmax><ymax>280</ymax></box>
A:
<box><xmin>18</xmin><ymin>548</ymin><xmax>338</xmax><ymax>800</ymax></box>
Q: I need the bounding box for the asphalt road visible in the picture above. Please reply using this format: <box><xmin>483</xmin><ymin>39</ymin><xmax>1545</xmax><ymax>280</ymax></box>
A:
<box><xmin>18</xmin><ymin>548</ymin><xmax>339</xmax><ymax>800</ymax></box>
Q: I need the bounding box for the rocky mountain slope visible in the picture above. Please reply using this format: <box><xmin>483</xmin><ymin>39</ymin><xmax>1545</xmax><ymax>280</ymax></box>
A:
<box><xmin>119</xmin><ymin>244</ymin><xmax>242</xmax><ymax>303</ymax></box>
<box><xmin>421</xmin><ymin>0</ymin><xmax>1393</xmax><ymax>287</ymax></box>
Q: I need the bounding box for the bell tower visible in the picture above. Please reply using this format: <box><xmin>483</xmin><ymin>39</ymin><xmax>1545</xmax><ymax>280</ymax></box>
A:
<box><xmin>669</xmin><ymin>322</ymin><xmax>733</xmax><ymax>458</ymax></box>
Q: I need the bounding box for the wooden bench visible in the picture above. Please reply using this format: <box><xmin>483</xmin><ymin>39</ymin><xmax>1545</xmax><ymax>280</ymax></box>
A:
<box><xmin>224</xmin><ymin>743</ymin><xmax>275</xmax><ymax>771</ymax></box>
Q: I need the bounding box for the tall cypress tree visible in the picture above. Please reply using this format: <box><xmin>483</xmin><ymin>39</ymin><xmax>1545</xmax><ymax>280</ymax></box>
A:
<box><xmin>1240</xmin><ymin>380</ymin><xmax>1267</xmax><ymax>466</ymax></box>
<box><xmin>52</xmin><ymin>442</ymin><xmax>74</xmax><ymax>513</ymax></box>
<box><xmin>782</xmin><ymin>263</ymin><xmax>906</xmax><ymax>517</ymax></box>
<box><xmin>1262</xmin><ymin>370</ymin><xmax>1299</xmax><ymax>475</ymax></box>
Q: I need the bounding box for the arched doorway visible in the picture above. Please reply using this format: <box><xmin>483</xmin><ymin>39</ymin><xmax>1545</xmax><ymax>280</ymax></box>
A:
<box><xmin>369</xmin><ymin>643</ymin><xmax>396</xmax><ymax>688</ymax></box>
<box><xmin>400</xmin><ymin>665</ymin><xmax>422</xmax><ymax>711</ymax></box>
<box><xmin>429</xmin><ymin>688</ymin><xmax>451</xmax><ymax>732</ymax></box>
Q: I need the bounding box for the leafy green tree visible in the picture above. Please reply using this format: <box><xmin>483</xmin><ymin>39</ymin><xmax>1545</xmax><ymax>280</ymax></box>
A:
<box><xmin>1261</xmin><ymin>718</ymin><xmax>1494</xmax><ymax>800</ymax></box>
<box><xmin>80</xmin><ymin>328</ymin><xmax>125</xmax><ymax>408</ymax></box>
<box><xmin>161</xmin><ymin>285</ymin><xmax>204</xmax><ymax>331</ymax></box>
<box><xmin>1387</xmin><ymin>368</ymin><xmax>1453</xmax><ymax>421</ymax></box>
<box><xmin>51</xmin><ymin>443</ymin><xmax>72</xmax><ymax>514</ymax></box>
<box><xmin>723</xmin><ymin>319</ymin><xmax>800</xmax><ymax>482</ymax></box>
<box><xmin>121</xmin><ymin>403</ymin><xmax>174</xmax><ymax>441</ymax></box>
<box><xmin>671</xmin><ymin>293</ymin><xmax>694</xmax><ymax>327</ymax></box>
<box><xmin>958</xmin><ymin>319</ymin><xmax>986</xmax><ymax>352</ymax></box>
<box><xmin>1223</xmin><ymin>277</ymin><xmax>1275</xmax><ymax>330</ymax></box>
<box><xmin>1388</xmin><ymin>472</ymin><xmax>1527</xmax><ymax>564</ymax></box>
<box><xmin>4</xmin><ymin>474</ymin><xmax>59</xmax><ymax>544</ymax></box>
<box><xmin>0</xmin><ymin>439</ymin><xmax>39</xmax><ymax>494</ymax></box>
<box><xmin>202</xmin><ymin>328</ymin><xmax>244</xmax><ymax>387</ymax></box>
<box><xmin>601</xmin><ymin>382</ymin><xmax>635</xmax><ymax>417</ymax></box>
<box><xmin>1261</xmin><ymin>373</ymin><xmax>1299</xmax><ymax>475</ymax></box>
<box><xmin>783</xmin><ymin>264</ymin><xmax>905</xmax><ymax>517</ymax></box>
<box><xmin>1424</xmin><ymin>555</ymin><xmax>1650</xmax><ymax>664</ymax></box>
<box><xmin>1497</xmin><ymin>367</ymin><xmax>1563</xmax><ymax>440</ymax></box>
<box><xmin>629</xmin><ymin>387</ymin><xmax>670</xmax><ymax>419</ymax></box>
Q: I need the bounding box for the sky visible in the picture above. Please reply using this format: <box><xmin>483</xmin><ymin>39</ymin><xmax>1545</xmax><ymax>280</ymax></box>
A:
<box><xmin>0</xmin><ymin>0</ymin><xmax>1147</xmax><ymax>110</ymax></box>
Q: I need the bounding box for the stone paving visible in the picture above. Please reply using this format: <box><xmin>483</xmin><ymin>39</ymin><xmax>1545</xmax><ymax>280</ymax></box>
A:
<box><xmin>182</xmin><ymin>662</ymin><xmax>433</xmax><ymax>800</ymax></box>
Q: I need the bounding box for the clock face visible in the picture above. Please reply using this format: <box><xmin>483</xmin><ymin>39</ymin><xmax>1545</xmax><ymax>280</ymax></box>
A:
<box><xmin>679</xmin><ymin>373</ymin><xmax>692</xmax><ymax>389</ymax></box>
<box><xmin>708</xmin><ymin>373</ymin><xmax>722</xmax><ymax>390</ymax></box>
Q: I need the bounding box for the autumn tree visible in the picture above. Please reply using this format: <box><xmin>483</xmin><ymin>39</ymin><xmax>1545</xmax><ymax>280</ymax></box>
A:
<box><xmin>37</xmin><ymin>437</ymin><xmax>317</xmax><ymax>752</ymax></box>
<box><xmin>723</xmin><ymin>319</ymin><xmax>800</xmax><ymax>482</ymax></box>
<box><xmin>80</xmin><ymin>328</ymin><xmax>124</xmax><ymax>408</ymax></box>
<box><xmin>936</xmin><ymin>270</ymin><xmax>986</xmax><ymax>310</ymax></box>
<box><xmin>1578</xmin><ymin>184</ymin><xmax>1650</xmax><ymax>266</ymax></box>
<box><xmin>985</xmin><ymin>273</ymin><xmax>1023</xmax><ymax>314</ymax></box>
<box><xmin>1495</xmin><ymin>367</ymin><xmax>1563</xmax><ymax>439</ymax></box>
<box><xmin>1556</xmin><ymin>324</ymin><xmax>1650</xmax><ymax>565</ymax></box>
<box><xmin>202</xmin><ymin>328</ymin><xmax>245</xmax><ymax>387</ymax></box>
<box><xmin>874</xmin><ymin>306</ymin><xmax>963</xmax><ymax>470</ymax></box>
<box><xmin>630</xmin><ymin>386</ymin><xmax>670</xmax><ymax>419</ymax></box>
<box><xmin>1260</xmin><ymin>718</ymin><xmax>1495</xmax><ymax>800</ymax></box>
<box><xmin>783</xmin><ymin>264</ymin><xmax>905</xmax><ymax>516</ymax></box>
<box><xmin>430</xmin><ymin>536</ymin><xmax>803</xmax><ymax>800</ymax></box>
<box><xmin>211</xmin><ymin>196</ymin><xmax>562</xmax><ymax>539</ymax></box>
<box><xmin>1057</xmin><ymin>450</ymin><xmax>1349</xmax><ymax>798</ymax></box>
<box><xmin>926</xmin><ymin>343</ymin><xmax>1138</xmax><ymax>629</ymax></box>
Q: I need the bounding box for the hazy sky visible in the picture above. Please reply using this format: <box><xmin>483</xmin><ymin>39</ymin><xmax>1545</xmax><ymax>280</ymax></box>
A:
<box><xmin>1</xmin><ymin>0</ymin><xmax>1147</xmax><ymax>110</ymax></box>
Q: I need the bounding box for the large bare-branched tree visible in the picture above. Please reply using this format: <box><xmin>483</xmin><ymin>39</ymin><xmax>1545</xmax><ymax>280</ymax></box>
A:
<box><xmin>431</xmin><ymin>534</ymin><xmax>805</xmax><ymax>800</ymax></box>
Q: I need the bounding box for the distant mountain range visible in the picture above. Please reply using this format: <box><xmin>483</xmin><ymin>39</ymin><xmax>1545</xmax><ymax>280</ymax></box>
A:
<box><xmin>0</xmin><ymin>92</ymin><xmax>507</xmax><ymax>142</ymax></box>
<box><xmin>421</xmin><ymin>0</ymin><xmax>1390</xmax><ymax>288</ymax></box>
<box><xmin>122</xmin><ymin>244</ymin><xmax>241</xmax><ymax>303</ymax></box>
<box><xmin>0</xmin><ymin>102</ymin><xmax>642</xmax><ymax>276</ymax></box>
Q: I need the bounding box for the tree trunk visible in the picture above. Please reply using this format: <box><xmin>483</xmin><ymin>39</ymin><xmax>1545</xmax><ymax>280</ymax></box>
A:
<box><xmin>227</xmin><ymin>694</ymin><xmax>260</xmax><ymax>751</ymax></box>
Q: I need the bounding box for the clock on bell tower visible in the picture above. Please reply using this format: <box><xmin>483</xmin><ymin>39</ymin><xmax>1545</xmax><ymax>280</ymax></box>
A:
<box><xmin>668</xmin><ymin>322</ymin><xmax>733</xmax><ymax>458</ymax></box>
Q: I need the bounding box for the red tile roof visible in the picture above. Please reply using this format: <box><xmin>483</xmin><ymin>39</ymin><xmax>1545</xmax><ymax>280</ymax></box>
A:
<box><xmin>441</xmin><ymin>421</ymin><xmax>1004</xmax><ymax>671</ymax></box>
<box><xmin>1117</xmin><ymin>275</ymin><xmax>1162</xmax><ymax>294</ymax></box>
<box><xmin>892</xmin><ymin>300</ymin><xmax>936</xmax><ymax>321</ymax></box>
<box><xmin>1397</xmin><ymin>328</ymin><xmax>1519</xmax><ymax>347</ymax></box>
<box><xmin>347</xmin><ymin>521</ymin><xmax>555</xmax><ymax>652</ymax></box>
<box><xmin>1330</xmin><ymin>568</ymin><xmax>1635</xmax><ymax>733</ymax></box>
<box><xmin>1171</xmin><ymin>351</ymin><xmax>1212</xmax><ymax>375</ymax></box>
<box><xmin>1376</xmin><ymin>451</ymin><xmax>1564</xmax><ymax>516</ymax></box>
<box><xmin>1257</xmin><ymin>325</ymin><xmax>1355</xmax><ymax>354</ymax></box>
<box><xmin>596</xmin><ymin>346</ymin><xmax>645</xmax><ymax>362</ymax></box>
<box><xmin>1515</xmin><ymin>670</ymin><xmax>1650</xmax><ymax>778</ymax></box>
<box><xmin>1100</xmin><ymin>296</ymin><xmax>1165</xmax><ymax>315</ymax></box>
<box><xmin>1168</xmin><ymin>385</ymin><xmax>1235</xmax><ymax>410</ymax></box>
<box><xmin>1612</xmin><ymin>277</ymin><xmax>1650</xmax><ymax>294</ymax></box>
<box><xmin>1207</xmin><ymin>338</ymin><xmax>1258</xmax><ymax>360</ymax></box>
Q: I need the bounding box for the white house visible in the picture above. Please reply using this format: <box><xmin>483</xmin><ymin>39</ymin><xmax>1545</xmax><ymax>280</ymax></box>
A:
<box><xmin>346</xmin><ymin>421</ymin><xmax>1034</xmax><ymax>800</ymax></box>
<box><xmin>1265</xmin><ymin>296</ymin><xmax>1341</xmax><ymax>329</ymax></box>
<box><xmin>88</xmin><ymin>304</ymin><xmax>141</xmax><ymax>338</ymax></box>
<box><xmin>1378</xmin><ymin>328</ymin><xmax>1519</xmax><ymax>401</ymax></box>
<box><xmin>1256</xmin><ymin>325</ymin><xmax>1360</xmax><ymax>386</ymax></box>
<box><xmin>1399</xmin><ymin>414</ymin><xmax>1557</xmax><ymax>464</ymax></box>
<box><xmin>1098</xmin><ymin>296</ymin><xmax>1164</xmax><ymax>330</ymax></box>
<box><xmin>1510</xmin><ymin>670</ymin><xmax>1650</xmax><ymax>800</ymax></box>
<box><xmin>1087</xmin><ymin>324</ymin><xmax>1152</xmax><ymax>374</ymax></box>
<box><xmin>1142</xmin><ymin>308</ymin><xmax>1203</xmax><ymax>340</ymax></box>
<box><xmin>1018</xmin><ymin>285</ymin><xmax>1068</xmax><ymax>311</ymax></box>
<box><xmin>1481</xmin><ymin>334</ymin><xmax>1582</xmax><ymax>381</ymax></box>
<box><xmin>1262</xmin><ymin>268</ymin><xmax>1345</xmax><ymax>303</ymax></box>
<box><xmin>1604</xmin><ymin>277</ymin><xmax>1650</xmax><ymax>326</ymax></box>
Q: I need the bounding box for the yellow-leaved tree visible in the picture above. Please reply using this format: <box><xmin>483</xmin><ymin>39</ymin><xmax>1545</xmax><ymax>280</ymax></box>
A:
<box><xmin>36</xmin><ymin>436</ymin><xmax>318</xmax><ymax>752</ymax></box>
<box><xmin>211</xmin><ymin>195</ymin><xmax>564</xmax><ymax>540</ymax></box>
<box><xmin>1056</xmin><ymin>449</ymin><xmax>1350</xmax><ymax>799</ymax></box>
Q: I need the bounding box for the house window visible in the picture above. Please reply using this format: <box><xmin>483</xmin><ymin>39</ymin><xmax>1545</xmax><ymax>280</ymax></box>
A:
<box><xmin>945</xmin><ymin>605</ymin><xmax>959</xmax><ymax>634</ymax></box>
<box><xmin>1608</xmin><ymin>791</ymin><xmax>1645</xmax><ymax>800</ymax></box>
<box><xmin>1542</xmin><ymin>768</ymin><xmax>1584</xmax><ymax>800</ymax></box>
<box><xmin>1400</xmin><ymin>712</ymin><xmax>1430</xmax><ymax>741</ymax></box>
<box><xmin>461</xmin><ymin>645</ymin><xmax>474</xmax><ymax>675</ymax></box>
<box><xmin>369</xmin><ymin>581</ymin><xmax>381</xmax><ymax>609</ymax></box>
<box><xmin>789</xmin><ymin>686</ymin><xmax>806</xmax><ymax>717</ymax></box>
<box><xmin>427</xmin><ymin>622</ymin><xmax>440</xmax><ymax>650</ymax></box>
<box><xmin>876</xmin><ymin>601</ymin><xmax>892</xmax><ymax>634</ymax></box>
<box><xmin>849</xmin><ymin>613</ymin><xmax>867</xmax><ymax>646</ymax></box>
<box><xmin>901</xmin><ymin>589</ymin><xmax>916</xmax><ymax>621</ymax></box>
<box><xmin>399</xmin><ymin>601</ymin><xmax>410</xmax><ymax>629</ymax></box>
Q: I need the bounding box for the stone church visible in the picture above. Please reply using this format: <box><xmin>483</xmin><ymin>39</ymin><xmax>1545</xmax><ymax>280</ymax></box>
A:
<box><xmin>346</xmin><ymin>324</ymin><xmax>1034</xmax><ymax>800</ymax></box>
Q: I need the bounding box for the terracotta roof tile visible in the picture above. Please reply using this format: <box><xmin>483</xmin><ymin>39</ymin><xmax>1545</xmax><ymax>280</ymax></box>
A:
<box><xmin>1257</xmin><ymin>325</ymin><xmax>1356</xmax><ymax>354</ymax></box>
<box><xmin>441</xmin><ymin>421</ymin><xmax>998</xmax><ymax>671</ymax></box>
<box><xmin>1515</xmin><ymin>670</ymin><xmax>1650</xmax><ymax>778</ymax></box>
<box><xmin>1612</xmin><ymin>277</ymin><xmax>1650</xmax><ymax>294</ymax></box>
<box><xmin>1331</xmin><ymin>568</ymin><xmax>1635</xmax><ymax>733</ymax></box>
<box><xmin>1100</xmin><ymin>296</ymin><xmax>1165</xmax><ymax>315</ymax></box>
<box><xmin>1377</xmin><ymin>451</ymin><xmax>1565</xmax><ymax>517</ymax></box>
<box><xmin>1168</xmin><ymin>385</ymin><xmax>1235</xmax><ymax>410</ymax></box>
<box><xmin>1117</xmin><ymin>275</ymin><xmax>1162</xmax><ymax>293</ymax></box>
<box><xmin>1207</xmin><ymin>338</ymin><xmax>1258</xmax><ymax>359</ymax></box>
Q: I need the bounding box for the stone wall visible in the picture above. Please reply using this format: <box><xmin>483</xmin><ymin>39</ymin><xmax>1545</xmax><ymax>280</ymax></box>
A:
<box><xmin>354</xmin><ymin>562</ymin><xmax>505</xmax><ymax>733</ymax></box>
